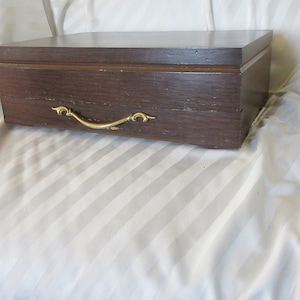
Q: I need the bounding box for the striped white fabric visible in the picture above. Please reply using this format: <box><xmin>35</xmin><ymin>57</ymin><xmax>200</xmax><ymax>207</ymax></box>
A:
<box><xmin>1</xmin><ymin>1</ymin><xmax>300</xmax><ymax>299</ymax></box>
<box><xmin>1</xmin><ymin>92</ymin><xmax>300</xmax><ymax>299</ymax></box>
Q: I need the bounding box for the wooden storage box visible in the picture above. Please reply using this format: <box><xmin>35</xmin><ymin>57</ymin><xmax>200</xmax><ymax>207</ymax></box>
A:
<box><xmin>0</xmin><ymin>31</ymin><xmax>272</xmax><ymax>148</ymax></box>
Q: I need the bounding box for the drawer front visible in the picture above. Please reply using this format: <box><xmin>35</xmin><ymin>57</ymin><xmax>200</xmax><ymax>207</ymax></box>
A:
<box><xmin>0</xmin><ymin>68</ymin><xmax>242</xmax><ymax>148</ymax></box>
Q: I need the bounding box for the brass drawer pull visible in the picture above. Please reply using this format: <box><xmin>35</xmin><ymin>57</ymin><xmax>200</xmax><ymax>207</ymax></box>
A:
<box><xmin>52</xmin><ymin>106</ymin><xmax>156</xmax><ymax>130</ymax></box>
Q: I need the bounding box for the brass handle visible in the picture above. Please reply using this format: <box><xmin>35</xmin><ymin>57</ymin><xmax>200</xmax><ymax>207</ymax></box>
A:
<box><xmin>52</xmin><ymin>106</ymin><xmax>156</xmax><ymax>130</ymax></box>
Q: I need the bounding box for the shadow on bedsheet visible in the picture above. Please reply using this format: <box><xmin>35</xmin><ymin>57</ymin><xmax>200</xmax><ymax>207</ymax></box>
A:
<box><xmin>270</xmin><ymin>33</ymin><xmax>298</xmax><ymax>92</ymax></box>
<box><xmin>0</xmin><ymin>100</ymin><xmax>13</xmax><ymax>143</ymax></box>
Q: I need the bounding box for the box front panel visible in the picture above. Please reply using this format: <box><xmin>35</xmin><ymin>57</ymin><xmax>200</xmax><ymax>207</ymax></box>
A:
<box><xmin>0</xmin><ymin>67</ymin><xmax>241</xmax><ymax>148</ymax></box>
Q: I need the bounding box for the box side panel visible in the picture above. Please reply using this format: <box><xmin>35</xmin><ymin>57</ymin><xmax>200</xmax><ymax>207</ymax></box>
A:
<box><xmin>0</xmin><ymin>68</ymin><xmax>242</xmax><ymax>148</ymax></box>
<box><xmin>242</xmin><ymin>31</ymin><xmax>273</xmax><ymax>64</ymax></box>
<box><xmin>240</xmin><ymin>48</ymin><xmax>272</xmax><ymax>141</ymax></box>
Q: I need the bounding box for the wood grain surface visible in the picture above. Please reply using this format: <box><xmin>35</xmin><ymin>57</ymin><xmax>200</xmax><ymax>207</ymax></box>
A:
<box><xmin>0</xmin><ymin>31</ymin><xmax>272</xmax><ymax>148</ymax></box>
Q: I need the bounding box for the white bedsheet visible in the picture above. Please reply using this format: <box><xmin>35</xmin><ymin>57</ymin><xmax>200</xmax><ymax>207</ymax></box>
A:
<box><xmin>1</xmin><ymin>87</ymin><xmax>300</xmax><ymax>300</ymax></box>
<box><xmin>1</xmin><ymin>1</ymin><xmax>300</xmax><ymax>299</ymax></box>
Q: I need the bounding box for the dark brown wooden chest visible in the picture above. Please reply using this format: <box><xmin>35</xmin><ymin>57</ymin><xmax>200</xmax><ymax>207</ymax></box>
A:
<box><xmin>0</xmin><ymin>30</ymin><xmax>272</xmax><ymax>148</ymax></box>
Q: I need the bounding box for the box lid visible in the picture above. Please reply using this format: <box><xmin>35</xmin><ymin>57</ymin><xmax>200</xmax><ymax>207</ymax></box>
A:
<box><xmin>0</xmin><ymin>30</ymin><xmax>272</xmax><ymax>66</ymax></box>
